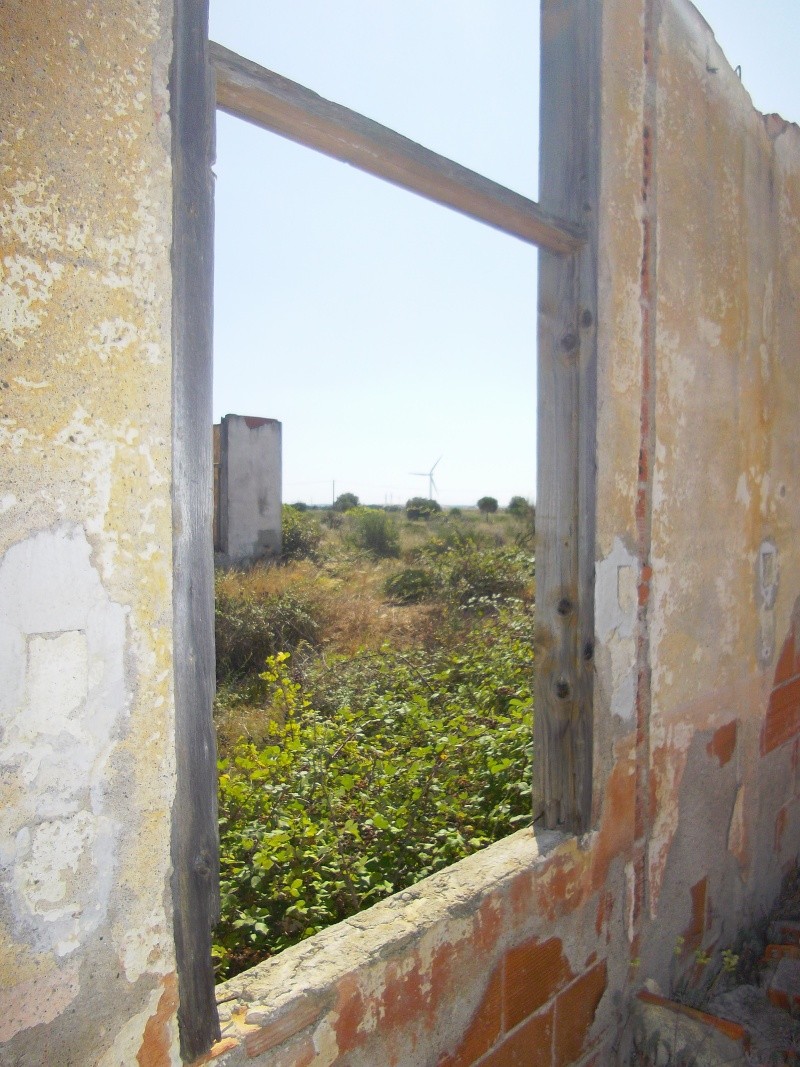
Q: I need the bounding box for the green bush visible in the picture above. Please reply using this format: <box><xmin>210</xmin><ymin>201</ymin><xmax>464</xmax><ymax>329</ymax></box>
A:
<box><xmin>346</xmin><ymin>507</ymin><xmax>400</xmax><ymax>558</ymax></box>
<box><xmin>383</xmin><ymin>566</ymin><xmax>437</xmax><ymax>604</ymax></box>
<box><xmin>406</xmin><ymin>496</ymin><xmax>442</xmax><ymax>520</ymax></box>
<box><xmin>333</xmin><ymin>492</ymin><xmax>359</xmax><ymax>512</ymax></box>
<box><xmin>415</xmin><ymin>538</ymin><xmax>534</xmax><ymax>609</ymax></box>
<box><xmin>281</xmin><ymin>505</ymin><xmax>323</xmax><ymax>561</ymax></box>
<box><xmin>215</xmin><ymin>604</ymin><xmax>534</xmax><ymax>977</ymax></box>
<box><xmin>215</xmin><ymin>586</ymin><xmax>319</xmax><ymax>682</ymax></box>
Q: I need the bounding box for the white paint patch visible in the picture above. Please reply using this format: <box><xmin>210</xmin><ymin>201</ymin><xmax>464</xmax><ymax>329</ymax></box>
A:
<box><xmin>735</xmin><ymin>473</ymin><xmax>750</xmax><ymax>508</ymax></box>
<box><xmin>757</xmin><ymin>540</ymin><xmax>779</xmax><ymax>666</ymax></box>
<box><xmin>596</xmin><ymin>537</ymin><xmax>639</xmax><ymax>722</ymax></box>
<box><xmin>87</xmin><ymin>317</ymin><xmax>139</xmax><ymax>362</ymax></box>
<box><xmin>698</xmin><ymin>317</ymin><xmax>722</xmax><ymax>348</ymax></box>
<box><xmin>0</xmin><ymin>526</ymin><xmax>126</xmax><ymax>955</ymax></box>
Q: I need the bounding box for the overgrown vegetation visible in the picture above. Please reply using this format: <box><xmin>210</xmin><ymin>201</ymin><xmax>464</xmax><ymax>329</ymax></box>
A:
<box><xmin>213</xmin><ymin>502</ymin><xmax>536</xmax><ymax>979</ymax></box>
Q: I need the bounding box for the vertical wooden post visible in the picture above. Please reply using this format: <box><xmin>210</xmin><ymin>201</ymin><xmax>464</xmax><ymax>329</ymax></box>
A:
<box><xmin>535</xmin><ymin>0</ymin><xmax>600</xmax><ymax>834</ymax></box>
<box><xmin>170</xmin><ymin>0</ymin><xmax>221</xmax><ymax>1058</ymax></box>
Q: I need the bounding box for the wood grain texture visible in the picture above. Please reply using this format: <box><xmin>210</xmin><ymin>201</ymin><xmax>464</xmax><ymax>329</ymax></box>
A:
<box><xmin>210</xmin><ymin>40</ymin><xmax>584</xmax><ymax>256</ymax></box>
<box><xmin>535</xmin><ymin>0</ymin><xmax>600</xmax><ymax>833</ymax></box>
<box><xmin>170</xmin><ymin>0</ymin><xmax>221</xmax><ymax>1058</ymax></box>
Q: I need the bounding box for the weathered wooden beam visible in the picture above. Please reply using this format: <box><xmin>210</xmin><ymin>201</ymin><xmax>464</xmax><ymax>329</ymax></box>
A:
<box><xmin>209</xmin><ymin>40</ymin><xmax>584</xmax><ymax>256</ymax></box>
<box><xmin>170</xmin><ymin>0</ymin><xmax>221</xmax><ymax>1059</ymax></box>
<box><xmin>535</xmin><ymin>0</ymin><xmax>600</xmax><ymax>835</ymax></box>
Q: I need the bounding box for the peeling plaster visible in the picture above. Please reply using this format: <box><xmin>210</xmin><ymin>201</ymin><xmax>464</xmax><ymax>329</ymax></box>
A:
<box><xmin>758</xmin><ymin>540</ymin><xmax>779</xmax><ymax>666</ymax></box>
<box><xmin>596</xmin><ymin>537</ymin><xmax>639</xmax><ymax>722</ymax></box>
<box><xmin>0</xmin><ymin>527</ymin><xmax>125</xmax><ymax>959</ymax></box>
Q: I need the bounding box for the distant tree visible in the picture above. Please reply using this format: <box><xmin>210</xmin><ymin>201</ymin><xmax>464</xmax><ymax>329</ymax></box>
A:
<box><xmin>290</xmin><ymin>501</ymin><xmax>309</xmax><ymax>512</ymax></box>
<box><xmin>333</xmin><ymin>492</ymin><xmax>359</xmax><ymax>512</ymax></box>
<box><xmin>406</xmin><ymin>496</ymin><xmax>442</xmax><ymax>521</ymax></box>
<box><xmin>507</xmin><ymin>495</ymin><xmax>530</xmax><ymax>519</ymax></box>
<box><xmin>477</xmin><ymin>496</ymin><xmax>498</xmax><ymax>521</ymax></box>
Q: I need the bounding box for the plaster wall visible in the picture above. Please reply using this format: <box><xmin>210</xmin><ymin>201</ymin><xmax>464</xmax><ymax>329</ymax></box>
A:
<box><xmin>0</xmin><ymin>2</ymin><xmax>180</xmax><ymax>1063</ymax></box>
<box><xmin>216</xmin><ymin>415</ymin><xmax>282</xmax><ymax>564</ymax></box>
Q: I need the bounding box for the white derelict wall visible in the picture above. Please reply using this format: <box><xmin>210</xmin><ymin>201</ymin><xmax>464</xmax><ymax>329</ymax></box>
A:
<box><xmin>214</xmin><ymin>415</ymin><xmax>282</xmax><ymax>565</ymax></box>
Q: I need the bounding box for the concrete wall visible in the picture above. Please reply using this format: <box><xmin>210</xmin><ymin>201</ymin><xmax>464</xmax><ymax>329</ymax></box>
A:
<box><xmin>205</xmin><ymin>1</ymin><xmax>800</xmax><ymax>1064</ymax></box>
<box><xmin>216</xmin><ymin>415</ymin><xmax>282</xmax><ymax>565</ymax></box>
<box><xmin>2</xmin><ymin>0</ymin><xmax>800</xmax><ymax>1064</ymax></box>
<box><xmin>0</xmin><ymin>2</ymin><xmax>181</xmax><ymax>1063</ymax></box>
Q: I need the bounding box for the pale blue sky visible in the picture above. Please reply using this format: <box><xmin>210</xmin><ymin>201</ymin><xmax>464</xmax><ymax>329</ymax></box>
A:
<box><xmin>210</xmin><ymin>2</ymin><xmax>800</xmax><ymax>507</ymax></box>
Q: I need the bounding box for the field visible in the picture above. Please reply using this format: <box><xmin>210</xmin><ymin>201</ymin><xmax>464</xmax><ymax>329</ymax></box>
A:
<box><xmin>213</xmin><ymin>501</ymin><xmax>536</xmax><ymax>979</ymax></box>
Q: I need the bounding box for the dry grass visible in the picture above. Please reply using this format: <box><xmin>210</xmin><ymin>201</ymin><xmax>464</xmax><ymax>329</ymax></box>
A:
<box><xmin>216</xmin><ymin>557</ymin><xmax>443</xmax><ymax>658</ymax></box>
<box><xmin>214</xmin><ymin>555</ymin><xmax>443</xmax><ymax>748</ymax></box>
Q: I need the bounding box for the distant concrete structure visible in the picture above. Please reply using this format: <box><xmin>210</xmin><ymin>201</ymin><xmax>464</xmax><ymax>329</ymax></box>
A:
<box><xmin>214</xmin><ymin>415</ymin><xmax>282</xmax><ymax>565</ymax></box>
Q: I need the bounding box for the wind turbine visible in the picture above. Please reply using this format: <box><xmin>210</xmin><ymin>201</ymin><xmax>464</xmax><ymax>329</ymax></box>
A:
<box><xmin>410</xmin><ymin>456</ymin><xmax>442</xmax><ymax>500</ymax></box>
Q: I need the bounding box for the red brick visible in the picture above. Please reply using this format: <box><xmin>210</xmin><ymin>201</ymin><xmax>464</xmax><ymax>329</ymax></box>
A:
<box><xmin>379</xmin><ymin>955</ymin><xmax>426</xmax><ymax>1031</ymax></box>
<box><xmin>553</xmin><ymin>963</ymin><xmax>607</xmax><ymax>1067</ymax></box>
<box><xmin>439</xmin><ymin>968</ymin><xmax>503</xmax><ymax>1067</ymax></box>
<box><xmin>774</xmin><ymin>624</ymin><xmax>800</xmax><ymax>686</ymax></box>
<box><xmin>706</xmin><ymin>720</ymin><xmax>738</xmax><ymax>767</ymax></box>
<box><xmin>478</xmin><ymin>1006</ymin><xmax>553</xmax><ymax>1067</ymax></box>
<box><xmin>589</xmin><ymin>754</ymin><xmax>636</xmax><ymax>892</ymax></box>
<box><xmin>268</xmin><ymin>1034</ymin><xmax>316</xmax><ymax>1067</ymax></box>
<box><xmin>244</xmin><ymin>997</ymin><xmax>323</xmax><ymax>1058</ymax></box>
<box><xmin>682</xmin><ymin>877</ymin><xmax>708</xmax><ymax>953</ymax></box>
<box><xmin>764</xmin><ymin>943</ymin><xmax>800</xmax><ymax>962</ymax></box>
<box><xmin>504</xmin><ymin>937</ymin><xmax>573</xmax><ymax>1030</ymax></box>
<box><xmin>333</xmin><ymin>975</ymin><xmax>367</xmax><ymax>1055</ymax></box>
<box><xmin>763</xmin><ymin>676</ymin><xmax>800</xmax><ymax>755</ymax></box>
<box><xmin>768</xmin><ymin>957</ymin><xmax>800</xmax><ymax>1017</ymax></box>
<box><xmin>776</xmin><ymin>805</ymin><xmax>789</xmax><ymax>853</ymax></box>
<box><xmin>769</xmin><ymin>919</ymin><xmax>800</xmax><ymax>947</ymax></box>
<box><xmin>189</xmin><ymin>1037</ymin><xmax>239</xmax><ymax>1065</ymax></box>
<box><xmin>636</xmin><ymin>991</ymin><xmax>750</xmax><ymax>1053</ymax></box>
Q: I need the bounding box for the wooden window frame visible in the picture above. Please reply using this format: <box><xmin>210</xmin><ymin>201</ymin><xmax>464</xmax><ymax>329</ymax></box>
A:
<box><xmin>170</xmin><ymin>0</ymin><xmax>599</xmax><ymax>1057</ymax></box>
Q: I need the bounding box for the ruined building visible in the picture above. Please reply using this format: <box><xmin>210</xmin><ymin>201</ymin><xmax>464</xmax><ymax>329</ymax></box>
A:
<box><xmin>2</xmin><ymin>0</ymin><xmax>800</xmax><ymax>1064</ymax></box>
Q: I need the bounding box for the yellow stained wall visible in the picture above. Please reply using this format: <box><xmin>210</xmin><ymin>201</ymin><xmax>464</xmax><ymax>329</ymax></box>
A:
<box><xmin>0</xmin><ymin>2</ymin><xmax>179</xmax><ymax>1063</ymax></box>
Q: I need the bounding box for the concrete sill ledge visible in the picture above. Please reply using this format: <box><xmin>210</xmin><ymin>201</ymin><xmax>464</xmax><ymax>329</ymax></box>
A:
<box><xmin>210</xmin><ymin>827</ymin><xmax>569</xmax><ymax>1057</ymax></box>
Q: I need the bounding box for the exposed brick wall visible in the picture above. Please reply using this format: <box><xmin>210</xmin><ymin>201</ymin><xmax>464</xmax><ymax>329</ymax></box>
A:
<box><xmin>763</xmin><ymin>606</ymin><xmax>800</xmax><ymax>755</ymax></box>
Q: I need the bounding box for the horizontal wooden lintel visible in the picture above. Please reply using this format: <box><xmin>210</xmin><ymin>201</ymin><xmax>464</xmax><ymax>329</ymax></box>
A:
<box><xmin>210</xmin><ymin>41</ymin><xmax>584</xmax><ymax>255</ymax></box>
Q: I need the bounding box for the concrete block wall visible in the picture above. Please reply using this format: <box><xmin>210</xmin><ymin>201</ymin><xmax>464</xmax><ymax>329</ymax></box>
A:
<box><xmin>215</xmin><ymin>415</ymin><xmax>282</xmax><ymax>565</ymax></box>
<box><xmin>2</xmin><ymin>0</ymin><xmax>800</xmax><ymax>1064</ymax></box>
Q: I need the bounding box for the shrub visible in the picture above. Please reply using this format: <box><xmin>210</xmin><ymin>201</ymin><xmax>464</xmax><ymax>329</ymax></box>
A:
<box><xmin>346</xmin><ymin>507</ymin><xmax>400</xmax><ymax>558</ymax></box>
<box><xmin>406</xmin><ymin>496</ymin><xmax>442</xmax><ymax>520</ymax></box>
<box><xmin>507</xmin><ymin>495</ymin><xmax>530</xmax><ymax>518</ymax></box>
<box><xmin>413</xmin><ymin>536</ymin><xmax>534</xmax><ymax>609</ymax></box>
<box><xmin>215</xmin><ymin>616</ymin><xmax>534</xmax><ymax>977</ymax></box>
<box><xmin>215</xmin><ymin>584</ymin><xmax>319</xmax><ymax>682</ymax></box>
<box><xmin>333</xmin><ymin>492</ymin><xmax>359</xmax><ymax>512</ymax></box>
<box><xmin>383</xmin><ymin>566</ymin><xmax>437</xmax><ymax>604</ymax></box>
<box><xmin>281</xmin><ymin>505</ymin><xmax>323</xmax><ymax>561</ymax></box>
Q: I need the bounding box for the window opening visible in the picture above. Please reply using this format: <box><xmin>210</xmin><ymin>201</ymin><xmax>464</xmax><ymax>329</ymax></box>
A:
<box><xmin>170</xmin><ymin>0</ymin><xmax>598</xmax><ymax>1055</ymax></box>
<box><xmin>212</xmin><ymin>107</ymin><xmax>540</xmax><ymax>980</ymax></box>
